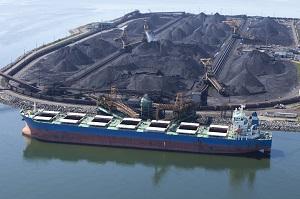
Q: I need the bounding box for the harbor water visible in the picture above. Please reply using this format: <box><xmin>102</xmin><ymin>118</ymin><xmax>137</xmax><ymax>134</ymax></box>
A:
<box><xmin>1</xmin><ymin>106</ymin><xmax>300</xmax><ymax>199</ymax></box>
<box><xmin>1</xmin><ymin>1</ymin><xmax>300</xmax><ymax>198</ymax></box>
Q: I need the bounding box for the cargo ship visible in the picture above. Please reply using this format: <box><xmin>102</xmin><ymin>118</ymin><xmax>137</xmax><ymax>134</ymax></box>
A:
<box><xmin>21</xmin><ymin>105</ymin><xmax>272</xmax><ymax>155</ymax></box>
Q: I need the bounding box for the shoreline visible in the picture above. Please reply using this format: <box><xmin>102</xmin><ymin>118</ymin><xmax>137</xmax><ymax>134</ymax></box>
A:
<box><xmin>1</xmin><ymin>90</ymin><xmax>299</xmax><ymax>132</ymax></box>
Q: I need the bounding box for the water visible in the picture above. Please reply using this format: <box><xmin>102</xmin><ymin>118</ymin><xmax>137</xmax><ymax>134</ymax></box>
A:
<box><xmin>1</xmin><ymin>1</ymin><xmax>300</xmax><ymax>198</ymax></box>
<box><xmin>0</xmin><ymin>0</ymin><xmax>300</xmax><ymax>67</ymax></box>
<box><xmin>1</xmin><ymin>106</ymin><xmax>300</xmax><ymax>199</ymax></box>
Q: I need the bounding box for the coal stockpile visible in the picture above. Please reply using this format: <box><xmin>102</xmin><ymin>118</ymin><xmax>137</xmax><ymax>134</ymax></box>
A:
<box><xmin>74</xmin><ymin>40</ymin><xmax>207</xmax><ymax>94</ymax></box>
<box><xmin>247</xmin><ymin>17</ymin><xmax>293</xmax><ymax>46</ymax></box>
<box><xmin>16</xmin><ymin>12</ymin><xmax>231</xmax><ymax>95</ymax></box>
<box><xmin>159</xmin><ymin>13</ymin><xmax>230</xmax><ymax>52</ymax></box>
<box><xmin>13</xmin><ymin>12</ymin><xmax>297</xmax><ymax>102</ymax></box>
<box><xmin>15</xmin><ymin>30</ymin><xmax>121</xmax><ymax>85</ymax></box>
<box><xmin>221</xmin><ymin>50</ymin><xmax>297</xmax><ymax>96</ymax></box>
<box><xmin>125</xmin><ymin>14</ymin><xmax>172</xmax><ymax>35</ymax></box>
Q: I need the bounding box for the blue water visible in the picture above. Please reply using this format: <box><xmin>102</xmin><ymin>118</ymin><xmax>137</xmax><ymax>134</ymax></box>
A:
<box><xmin>1</xmin><ymin>105</ymin><xmax>300</xmax><ymax>199</ymax></box>
<box><xmin>1</xmin><ymin>1</ymin><xmax>300</xmax><ymax>198</ymax></box>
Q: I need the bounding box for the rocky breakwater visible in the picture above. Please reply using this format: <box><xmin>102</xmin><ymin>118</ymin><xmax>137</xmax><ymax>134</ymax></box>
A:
<box><xmin>199</xmin><ymin>115</ymin><xmax>300</xmax><ymax>132</ymax></box>
<box><xmin>0</xmin><ymin>92</ymin><xmax>96</xmax><ymax>114</ymax></box>
<box><xmin>260</xmin><ymin>120</ymin><xmax>300</xmax><ymax>132</ymax></box>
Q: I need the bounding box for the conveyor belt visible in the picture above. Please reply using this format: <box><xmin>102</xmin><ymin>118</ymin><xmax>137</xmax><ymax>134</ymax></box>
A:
<box><xmin>0</xmin><ymin>71</ymin><xmax>40</xmax><ymax>92</ymax></box>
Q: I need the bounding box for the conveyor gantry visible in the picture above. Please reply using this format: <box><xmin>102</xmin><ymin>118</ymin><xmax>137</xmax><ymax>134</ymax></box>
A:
<box><xmin>0</xmin><ymin>71</ymin><xmax>41</xmax><ymax>92</ymax></box>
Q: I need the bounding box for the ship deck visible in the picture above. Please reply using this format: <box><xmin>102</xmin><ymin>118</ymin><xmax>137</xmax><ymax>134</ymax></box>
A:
<box><xmin>21</xmin><ymin>110</ymin><xmax>271</xmax><ymax>141</ymax></box>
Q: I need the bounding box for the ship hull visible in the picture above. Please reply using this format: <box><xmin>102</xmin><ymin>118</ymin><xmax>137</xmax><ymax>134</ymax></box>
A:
<box><xmin>22</xmin><ymin>117</ymin><xmax>272</xmax><ymax>155</ymax></box>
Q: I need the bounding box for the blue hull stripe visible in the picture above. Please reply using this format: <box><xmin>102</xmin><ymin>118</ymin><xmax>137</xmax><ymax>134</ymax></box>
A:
<box><xmin>24</xmin><ymin>117</ymin><xmax>272</xmax><ymax>149</ymax></box>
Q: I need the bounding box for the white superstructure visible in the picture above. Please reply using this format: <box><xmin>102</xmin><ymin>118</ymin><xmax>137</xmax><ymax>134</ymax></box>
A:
<box><xmin>232</xmin><ymin>105</ymin><xmax>260</xmax><ymax>139</ymax></box>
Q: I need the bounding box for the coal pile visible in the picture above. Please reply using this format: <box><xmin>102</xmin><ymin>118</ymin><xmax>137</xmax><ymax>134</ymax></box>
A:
<box><xmin>125</xmin><ymin>15</ymin><xmax>172</xmax><ymax>36</ymax></box>
<box><xmin>222</xmin><ymin>50</ymin><xmax>296</xmax><ymax>96</ymax></box>
<box><xmin>247</xmin><ymin>17</ymin><xmax>293</xmax><ymax>46</ymax></box>
<box><xmin>74</xmin><ymin>40</ymin><xmax>207</xmax><ymax>94</ymax></box>
<box><xmin>17</xmin><ymin>12</ymin><xmax>231</xmax><ymax>95</ymax></box>
<box><xmin>14</xmin><ymin>12</ymin><xmax>296</xmax><ymax>102</ymax></box>
<box><xmin>159</xmin><ymin>13</ymin><xmax>230</xmax><ymax>52</ymax></box>
<box><xmin>16</xmin><ymin>33</ymin><xmax>120</xmax><ymax>85</ymax></box>
<box><xmin>16</xmin><ymin>15</ymin><xmax>176</xmax><ymax>86</ymax></box>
